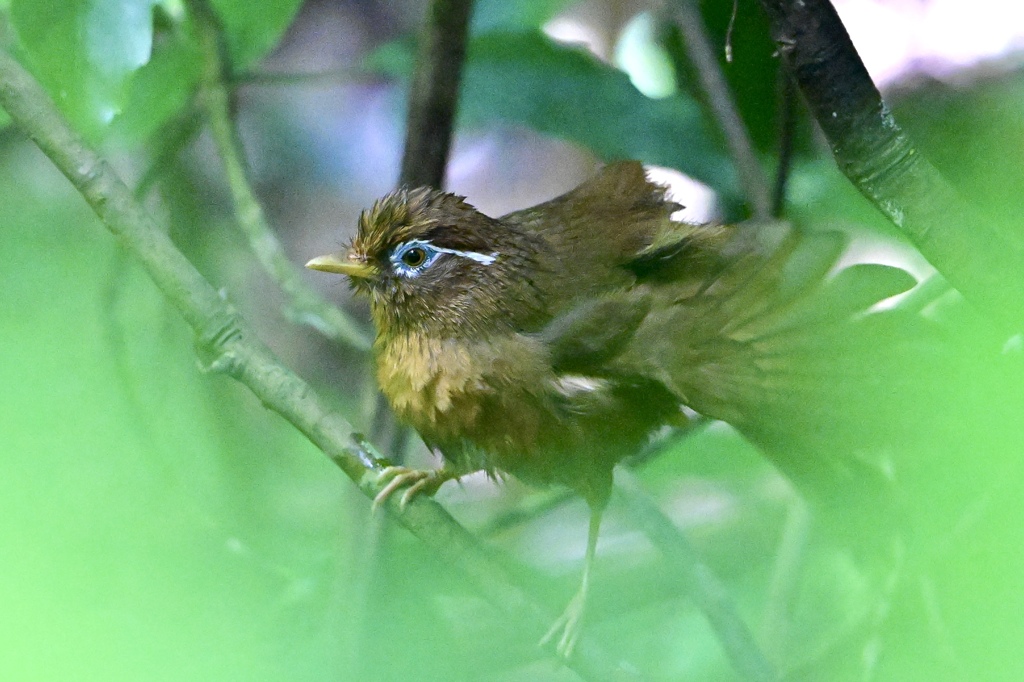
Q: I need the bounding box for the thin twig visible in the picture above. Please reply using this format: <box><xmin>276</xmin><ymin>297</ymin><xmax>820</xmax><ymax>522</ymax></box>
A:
<box><xmin>399</xmin><ymin>0</ymin><xmax>475</xmax><ymax>189</ymax></box>
<box><xmin>756</xmin><ymin>0</ymin><xmax>1024</xmax><ymax>328</ymax></box>
<box><xmin>0</xmin><ymin>47</ymin><xmax>630</xmax><ymax>682</ymax></box>
<box><xmin>669</xmin><ymin>0</ymin><xmax>773</xmax><ymax>219</ymax></box>
<box><xmin>614</xmin><ymin>470</ymin><xmax>779</xmax><ymax>682</ymax></box>
<box><xmin>771</xmin><ymin>70</ymin><xmax>797</xmax><ymax>217</ymax></box>
<box><xmin>759</xmin><ymin>496</ymin><xmax>810</xmax><ymax>652</ymax></box>
<box><xmin>188</xmin><ymin>0</ymin><xmax>372</xmax><ymax>351</ymax></box>
<box><xmin>233</xmin><ymin>67</ymin><xmax>370</xmax><ymax>87</ymax></box>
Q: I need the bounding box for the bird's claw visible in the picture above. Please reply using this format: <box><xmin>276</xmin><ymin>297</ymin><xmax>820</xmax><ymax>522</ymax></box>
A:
<box><xmin>372</xmin><ymin>466</ymin><xmax>451</xmax><ymax>512</ymax></box>
<box><xmin>540</xmin><ymin>588</ymin><xmax>587</xmax><ymax>660</ymax></box>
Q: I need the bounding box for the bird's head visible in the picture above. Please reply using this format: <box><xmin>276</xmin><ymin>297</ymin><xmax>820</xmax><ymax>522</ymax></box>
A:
<box><xmin>307</xmin><ymin>187</ymin><xmax>546</xmax><ymax>339</ymax></box>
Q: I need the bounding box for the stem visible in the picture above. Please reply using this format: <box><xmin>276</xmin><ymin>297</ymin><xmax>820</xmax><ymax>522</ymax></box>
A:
<box><xmin>399</xmin><ymin>0</ymin><xmax>476</xmax><ymax>188</ymax></box>
<box><xmin>0</xmin><ymin>47</ymin><xmax>626</xmax><ymax>682</ymax></box>
<box><xmin>771</xmin><ymin>70</ymin><xmax>797</xmax><ymax>217</ymax></box>
<box><xmin>670</xmin><ymin>0</ymin><xmax>773</xmax><ymax>219</ymax></box>
<box><xmin>615</xmin><ymin>470</ymin><xmax>778</xmax><ymax>682</ymax></box>
<box><xmin>189</xmin><ymin>0</ymin><xmax>372</xmax><ymax>350</ymax></box>
<box><xmin>756</xmin><ymin>0</ymin><xmax>1024</xmax><ymax>328</ymax></box>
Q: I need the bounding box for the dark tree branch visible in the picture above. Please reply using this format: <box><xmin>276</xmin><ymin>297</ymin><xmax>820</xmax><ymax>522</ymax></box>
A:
<box><xmin>670</xmin><ymin>0</ymin><xmax>773</xmax><ymax>219</ymax></box>
<box><xmin>757</xmin><ymin>0</ymin><xmax>1024</xmax><ymax>328</ymax></box>
<box><xmin>0</xmin><ymin>48</ymin><xmax>630</xmax><ymax>682</ymax></box>
<box><xmin>399</xmin><ymin>0</ymin><xmax>475</xmax><ymax>189</ymax></box>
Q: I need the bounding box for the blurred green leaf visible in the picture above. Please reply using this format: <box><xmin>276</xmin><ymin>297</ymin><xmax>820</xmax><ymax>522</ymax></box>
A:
<box><xmin>471</xmin><ymin>0</ymin><xmax>577</xmax><ymax>32</ymax></box>
<box><xmin>0</xmin><ymin>149</ymin><xmax>351</xmax><ymax>681</ymax></box>
<box><xmin>111</xmin><ymin>24</ymin><xmax>201</xmax><ymax>141</ymax></box>
<box><xmin>210</xmin><ymin>0</ymin><xmax>303</xmax><ymax>67</ymax></box>
<box><xmin>9</xmin><ymin>0</ymin><xmax>160</xmax><ymax>138</ymax></box>
<box><xmin>892</xmin><ymin>70</ymin><xmax>1024</xmax><ymax>250</ymax></box>
<box><xmin>368</xmin><ymin>29</ymin><xmax>738</xmax><ymax>197</ymax></box>
<box><xmin>615</xmin><ymin>11</ymin><xmax>678</xmax><ymax>99</ymax></box>
<box><xmin>7</xmin><ymin>0</ymin><xmax>302</xmax><ymax>141</ymax></box>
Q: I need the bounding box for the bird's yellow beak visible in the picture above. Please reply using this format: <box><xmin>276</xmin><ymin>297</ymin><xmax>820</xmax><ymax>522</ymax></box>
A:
<box><xmin>305</xmin><ymin>251</ymin><xmax>378</xmax><ymax>279</ymax></box>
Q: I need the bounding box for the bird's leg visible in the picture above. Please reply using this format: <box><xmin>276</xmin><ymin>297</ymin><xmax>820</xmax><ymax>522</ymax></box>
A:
<box><xmin>372</xmin><ymin>465</ymin><xmax>458</xmax><ymax>512</ymax></box>
<box><xmin>540</xmin><ymin>504</ymin><xmax>603</xmax><ymax>659</ymax></box>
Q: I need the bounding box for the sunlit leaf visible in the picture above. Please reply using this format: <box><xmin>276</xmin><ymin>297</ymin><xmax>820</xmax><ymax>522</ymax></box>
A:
<box><xmin>9</xmin><ymin>0</ymin><xmax>160</xmax><ymax>138</ymax></box>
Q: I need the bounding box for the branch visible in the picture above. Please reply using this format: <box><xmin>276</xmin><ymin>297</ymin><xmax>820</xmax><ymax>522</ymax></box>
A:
<box><xmin>756</xmin><ymin>0</ymin><xmax>1024</xmax><ymax>328</ymax></box>
<box><xmin>615</xmin><ymin>471</ymin><xmax>779</xmax><ymax>682</ymax></box>
<box><xmin>399</xmin><ymin>0</ymin><xmax>475</xmax><ymax>188</ymax></box>
<box><xmin>0</xmin><ymin>48</ymin><xmax>629</xmax><ymax>682</ymax></box>
<box><xmin>188</xmin><ymin>0</ymin><xmax>372</xmax><ymax>350</ymax></box>
<box><xmin>669</xmin><ymin>0</ymin><xmax>773</xmax><ymax>219</ymax></box>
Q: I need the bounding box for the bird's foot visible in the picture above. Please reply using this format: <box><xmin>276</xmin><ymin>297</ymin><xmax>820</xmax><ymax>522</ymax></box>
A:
<box><xmin>372</xmin><ymin>466</ymin><xmax>455</xmax><ymax>512</ymax></box>
<box><xmin>540</xmin><ymin>587</ymin><xmax>587</xmax><ymax>660</ymax></box>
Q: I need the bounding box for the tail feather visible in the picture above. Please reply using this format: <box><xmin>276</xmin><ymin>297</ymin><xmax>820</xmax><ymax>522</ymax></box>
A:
<box><xmin>624</xmin><ymin>224</ymin><xmax>945</xmax><ymax>521</ymax></box>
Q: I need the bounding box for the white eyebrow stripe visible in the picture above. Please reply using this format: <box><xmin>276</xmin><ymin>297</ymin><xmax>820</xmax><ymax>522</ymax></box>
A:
<box><xmin>408</xmin><ymin>239</ymin><xmax>498</xmax><ymax>265</ymax></box>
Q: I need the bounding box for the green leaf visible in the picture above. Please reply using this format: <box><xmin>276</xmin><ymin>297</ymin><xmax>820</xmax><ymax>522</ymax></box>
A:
<box><xmin>664</xmin><ymin>1</ymin><xmax>784</xmax><ymax>153</ymax></box>
<box><xmin>369</xmin><ymin>30</ymin><xmax>737</xmax><ymax>197</ymax></box>
<box><xmin>111</xmin><ymin>25</ymin><xmax>202</xmax><ymax>141</ymax></box>
<box><xmin>10</xmin><ymin>0</ymin><xmax>160</xmax><ymax>139</ymax></box>
<box><xmin>471</xmin><ymin>0</ymin><xmax>576</xmax><ymax>32</ymax></box>
<box><xmin>210</xmin><ymin>0</ymin><xmax>303</xmax><ymax>67</ymax></box>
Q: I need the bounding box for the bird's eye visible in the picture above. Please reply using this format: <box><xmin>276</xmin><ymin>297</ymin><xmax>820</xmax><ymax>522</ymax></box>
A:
<box><xmin>401</xmin><ymin>247</ymin><xmax>427</xmax><ymax>268</ymax></box>
<box><xmin>390</xmin><ymin>238</ymin><xmax>496</xmax><ymax>278</ymax></box>
<box><xmin>391</xmin><ymin>240</ymin><xmax>441</xmax><ymax>277</ymax></box>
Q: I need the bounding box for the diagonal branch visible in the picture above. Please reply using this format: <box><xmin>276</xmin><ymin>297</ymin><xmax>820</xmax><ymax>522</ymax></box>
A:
<box><xmin>0</xmin><ymin>47</ymin><xmax>627</xmax><ymax>682</ymax></box>
<box><xmin>756</xmin><ymin>0</ymin><xmax>1024</xmax><ymax>328</ymax></box>
<box><xmin>187</xmin><ymin>0</ymin><xmax>372</xmax><ymax>350</ymax></box>
<box><xmin>615</xmin><ymin>471</ymin><xmax>779</xmax><ymax>682</ymax></box>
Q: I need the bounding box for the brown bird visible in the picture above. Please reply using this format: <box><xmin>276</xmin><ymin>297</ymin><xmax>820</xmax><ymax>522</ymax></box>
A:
<box><xmin>306</xmin><ymin>161</ymin><xmax>917</xmax><ymax>656</ymax></box>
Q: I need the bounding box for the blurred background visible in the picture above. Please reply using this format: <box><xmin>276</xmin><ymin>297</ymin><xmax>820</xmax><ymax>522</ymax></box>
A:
<box><xmin>1</xmin><ymin>0</ymin><xmax>1023</xmax><ymax>680</ymax></box>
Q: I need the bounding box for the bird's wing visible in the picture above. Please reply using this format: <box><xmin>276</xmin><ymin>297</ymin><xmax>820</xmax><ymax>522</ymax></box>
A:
<box><xmin>534</xmin><ymin>289</ymin><xmax>652</xmax><ymax>373</ymax></box>
<box><xmin>503</xmin><ymin>162</ymin><xmax>732</xmax><ymax>308</ymax></box>
<box><xmin>615</xmin><ymin>222</ymin><xmax>939</xmax><ymax>523</ymax></box>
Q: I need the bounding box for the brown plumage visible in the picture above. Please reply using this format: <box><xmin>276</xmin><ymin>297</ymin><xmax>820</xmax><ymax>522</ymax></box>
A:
<box><xmin>307</xmin><ymin>161</ymin><xmax>918</xmax><ymax>656</ymax></box>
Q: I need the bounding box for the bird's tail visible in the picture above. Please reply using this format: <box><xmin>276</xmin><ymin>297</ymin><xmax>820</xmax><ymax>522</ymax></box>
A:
<box><xmin>629</xmin><ymin>223</ymin><xmax>953</xmax><ymax>523</ymax></box>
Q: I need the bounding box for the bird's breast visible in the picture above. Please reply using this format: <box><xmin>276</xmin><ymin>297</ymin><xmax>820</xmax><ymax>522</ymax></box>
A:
<box><xmin>374</xmin><ymin>331</ymin><xmax>554</xmax><ymax>454</ymax></box>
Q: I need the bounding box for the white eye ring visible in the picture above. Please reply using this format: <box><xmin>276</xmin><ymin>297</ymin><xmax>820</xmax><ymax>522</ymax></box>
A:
<box><xmin>391</xmin><ymin>240</ymin><xmax>441</xmax><ymax>277</ymax></box>
<box><xmin>390</xmin><ymin>239</ymin><xmax>498</xmax><ymax>278</ymax></box>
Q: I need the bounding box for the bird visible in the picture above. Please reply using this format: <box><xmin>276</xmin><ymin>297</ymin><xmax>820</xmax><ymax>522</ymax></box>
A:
<box><xmin>306</xmin><ymin>160</ymin><xmax>921</xmax><ymax>657</ymax></box>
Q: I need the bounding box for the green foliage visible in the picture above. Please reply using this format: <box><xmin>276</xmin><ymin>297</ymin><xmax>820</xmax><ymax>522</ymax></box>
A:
<box><xmin>0</xmin><ymin>155</ymin><xmax>349</xmax><ymax>680</ymax></box>
<box><xmin>1</xmin><ymin>0</ymin><xmax>1023</xmax><ymax>680</ymax></box>
<box><xmin>471</xmin><ymin>0</ymin><xmax>577</xmax><ymax>32</ymax></box>
<box><xmin>210</xmin><ymin>0</ymin><xmax>303</xmax><ymax>67</ymax></box>
<box><xmin>368</xmin><ymin>29</ymin><xmax>739</xmax><ymax>197</ymax></box>
<box><xmin>9</xmin><ymin>0</ymin><xmax>162</xmax><ymax>138</ymax></box>
<box><xmin>6</xmin><ymin>0</ymin><xmax>300</xmax><ymax>140</ymax></box>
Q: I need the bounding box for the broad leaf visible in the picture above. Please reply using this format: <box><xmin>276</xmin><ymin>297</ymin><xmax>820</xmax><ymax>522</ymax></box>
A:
<box><xmin>471</xmin><ymin>0</ymin><xmax>577</xmax><ymax>32</ymax></box>
<box><xmin>10</xmin><ymin>0</ymin><xmax>160</xmax><ymax>139</ymax></box>
<box><xmin>211</xmin><ymin>0</ymin><xmax>304</xmax><ymax>68</ymax></box>
<box><xmin>369</xmin><ymin>30</ymin><xmax>738</xmax><ymax>198</ymax></box>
